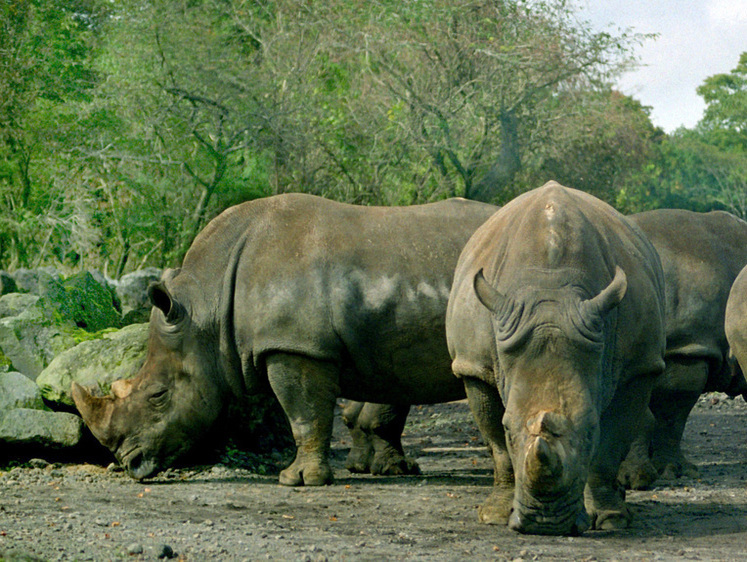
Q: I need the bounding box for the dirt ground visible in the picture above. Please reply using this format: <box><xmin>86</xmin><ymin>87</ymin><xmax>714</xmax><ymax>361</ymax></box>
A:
<box><xmin>1</xmin><ymin>393</ymin><xmax>746</xmax><ymax>561</ymax></box>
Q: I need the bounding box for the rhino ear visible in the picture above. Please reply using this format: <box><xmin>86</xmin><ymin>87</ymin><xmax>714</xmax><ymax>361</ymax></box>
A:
<box><xmin>147</xmin><ymin>281</ymin><xmax>185</xmax><ymax>324</ymax></box>
<box><xmin>473</xmin><ymin>269</ymin><xmax>506</xmax><ymax>314</ymax></box>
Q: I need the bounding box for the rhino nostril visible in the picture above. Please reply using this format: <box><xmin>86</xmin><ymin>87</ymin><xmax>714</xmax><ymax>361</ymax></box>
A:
<box><xmin>128</xmin><ymin>452</ymin><xmax>144</xmax><ymax>471</ymax></box>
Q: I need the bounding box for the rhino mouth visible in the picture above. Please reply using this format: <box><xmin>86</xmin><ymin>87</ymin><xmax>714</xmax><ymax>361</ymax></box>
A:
<box><xmin>508</xmin><ymin>493</ymin><xmax>589</xmax><ymax>536</ymax></box>
<box><xmin>120</xmin><ymin>448</ymin><xmax>159</xmax><ymax>481</ymax></box>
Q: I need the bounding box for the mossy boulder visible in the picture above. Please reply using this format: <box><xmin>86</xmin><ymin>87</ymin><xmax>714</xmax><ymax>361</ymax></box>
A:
<box><xmin>37</xmin><ymin>323</ymin><xmax>149</xmax><ymax>407</ymax></box>
<box><xmin>0</xmin><ymin>298</ymin><xmax>79</xmax><ymax>380</ymax></box>
<box><xmin>39</xmin><ymin>271</ymin><xmax>122</xmax><ymax>333</ymax></box>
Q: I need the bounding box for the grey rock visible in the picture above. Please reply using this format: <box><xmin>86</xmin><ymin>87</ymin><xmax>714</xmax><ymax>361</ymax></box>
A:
<box><xmin>28</xmin><ymin>458</ymin><xmax>50</xmax><ymax>469</ymax></box>
<box><xmin>0</xmin><ymin>371</ymin><xmax>47</xmax><ymax>411</ymax></box>
<box><xmin>11</xmin><ymin>268</ymin><xmax>60</xmax><ymax>295</ymax></box>
<box><xmin>115</xmin><ymin>268</ymin><xmax>160</xmax><ymax>321</ymax></box>
<box><xmin>157</xmin><ymin>544</ymin><xmax>175</xmax><ymax>559</ymax></box>
<box><xmin>0</xmin><ymin>408</ymin><xmax>83</xmax><ymax>448</ymax></box>
<box><xmin>0</xmin><ymin>299</ymin><xmax>78</xmax><ymax>379</ymax></box>
<box><xmin>0</xmin><ymin>293</ymin><xmax>41</xmax><ymax>319</ymax></box>
<box><xmin>36</xmin><ymin>323</ymin><xmax>148</xmax><ymax>406</ymax></box>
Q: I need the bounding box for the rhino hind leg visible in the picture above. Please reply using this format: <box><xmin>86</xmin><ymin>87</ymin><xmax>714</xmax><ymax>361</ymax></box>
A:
<box><xmin>342</xmin><ymin>402</ymin><xmax>420</xmax><ymax>476</ymax></box>
<box><xmin>341</xmin><ymin>401</ymin><xmax>374</xmax><ymax>473</ymax></box>
<box><xmin>648</xmin><ymin>359</ymin><xmax>708</xmax><ymax>480</ymax></box>
<box><xmin>266</xmin><ymin>353</ymin><xmax>340</xmax><ymax>486</ymax></box>
<box><xmin>463</xmin><ymin>377</ymin><xmax>514</xmax><ymax>525</ymax></box>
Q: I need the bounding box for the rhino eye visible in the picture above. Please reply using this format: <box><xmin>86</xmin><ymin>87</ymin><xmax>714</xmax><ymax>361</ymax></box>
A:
<box><xmin>149</xmin><ymin>388</ymin><xmax>169</xmax><ymax>406</ymax></box>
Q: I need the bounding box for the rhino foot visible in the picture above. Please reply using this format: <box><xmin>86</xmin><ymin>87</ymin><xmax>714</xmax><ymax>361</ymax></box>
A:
<box><xmin>279</xmin><ymin>459</ymin><xmax>333</xmax><ymax>487</ymax></box>
<box><xmin>477</xmin><ymin>488</ymin><xmax>514</xmax><ymax>525</ymax></box>
<box><xmin>657</xmin><ymin>457</ymin><xmax>700</xmax><ymax>481</ymax></box>
<box><xmin>371</xmin><ymin>455</ymin><xmax>421</xmax><ymax>476</ymax></box>
<box><xmin>617</xmin><ymin>457</ymin><xmax>659</xmax><ymax>490</ymax></box>
<box><xmin>591</xmin><ymin>506</ymin><xmax>632</xmax><ymax>530</ymax></box>
<box><xmin>345</xmin><ymin>446</ymin><xmax>375</xmax><ymax>474</ymax></box>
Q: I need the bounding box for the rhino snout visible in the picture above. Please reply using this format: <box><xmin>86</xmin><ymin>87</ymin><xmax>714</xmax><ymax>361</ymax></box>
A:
<box><xmin>120</xmin><ymin>449</ymin><xmax>159</xmax><ymax>481</ymax></box>
<box><xmin>508</xmin><ymin>503</ymin><xmax>590</xmax><ymax>536</ymax></box>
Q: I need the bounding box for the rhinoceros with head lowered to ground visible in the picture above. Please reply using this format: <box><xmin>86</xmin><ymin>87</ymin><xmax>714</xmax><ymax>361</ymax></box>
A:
<box><xmin>446</xmin><ymin>181</ymin><xmax>666</xmax><ymax>535</ymax></box>
<box><xmin>72</xmin><ymin>193</ymin><xmax>497</xmax><ymax>483</ymax></box>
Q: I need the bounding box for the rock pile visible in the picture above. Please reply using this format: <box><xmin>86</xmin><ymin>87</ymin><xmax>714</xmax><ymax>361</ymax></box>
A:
<box><xmin>0</xmin><ymin>267</ymin><xmax>160</xmax><ymax>459</ymax></box>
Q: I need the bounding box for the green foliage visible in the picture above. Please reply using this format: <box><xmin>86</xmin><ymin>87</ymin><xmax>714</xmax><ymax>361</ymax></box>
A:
<box><xmin>6</xmin><ymin>0</ymin><xmax>736</xmax><ymax>275</ymax></box>
<box><xmin>615</xmin><ymin>53</ymin><xmax>747</xmax><ymax>217</ymax></box>
<box><xmin>696</xmin><ymin>52</ymin><xmax>747</xmax><ymax>151</ymax></box>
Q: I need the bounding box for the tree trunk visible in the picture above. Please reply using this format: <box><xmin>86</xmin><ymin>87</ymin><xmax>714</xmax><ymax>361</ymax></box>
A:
<box><xmin>467</xmin><ymin>109</ymin><xmax>521</xmax><ymax>203</ymax></box>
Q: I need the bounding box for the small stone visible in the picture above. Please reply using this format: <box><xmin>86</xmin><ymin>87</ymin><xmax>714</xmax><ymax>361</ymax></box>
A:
<box><xmin>157</xmin><ymin>544</ymin><xmax>175</xmax><ymax>559</ymax></box>
<box><xmin>126</xmin><ymin>543</ymin><xmax>144</xmax><ymax>555</ymax></box>
<box><xmin>28</xmin><ymin>458</ymin><xmax>50</xmax><ymax>469</ymax></box>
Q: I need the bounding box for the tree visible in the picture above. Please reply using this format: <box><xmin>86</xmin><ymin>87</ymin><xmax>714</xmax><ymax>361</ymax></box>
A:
<box><xmin>0</xmin><ymin>0</ymin><xmax>656</xmax><ymax>272</ymax></box>
<box><xmin>696</xmin><ymin>51</ymin><xmax>747</xmax><ymax>151</ymax></box>
<box><xmin>0</xmin><ymin>0</ymin><xmax>105</xmax><ymax>269</ymax></box>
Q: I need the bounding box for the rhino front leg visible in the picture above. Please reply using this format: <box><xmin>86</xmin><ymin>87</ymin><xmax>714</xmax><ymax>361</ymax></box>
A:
<box><xmin>266</xmin><ymin>353</ymin><xmax>340</xmax><ymax>486</ymax></box>
<box><xmin>463</xmin><ymin>376</ymin><xmax>514</xmax><ymax>525</ymax></box>
<box><xmin>648</xmin><ymin>358</ymin><xmax>707</xmax><ymax>480</ymax></box>
<box><xmin>586</xmin><ymin>374</ymin><xmax>656</xmax><ymax>530</ymax></box>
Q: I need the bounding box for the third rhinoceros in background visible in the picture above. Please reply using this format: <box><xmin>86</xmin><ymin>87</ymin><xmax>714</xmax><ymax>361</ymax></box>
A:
<box><xmin>446</xmin><ymin>181</ymin><xmax>666</xmax><ymax>535</ymax></box>
<box><xmin>618</xmin><ymin>209</ymin><xmax>747</xmax><ymax>489</ymax></box>
<box><xmin>72</xmin><ymin>193</ymin><xmax>498</xmax><ymax>484</ymax></box>
<box><xmin>723</xmin><ymin>264</ymin><xmax>747</xmax><ymax>405</ymax></box>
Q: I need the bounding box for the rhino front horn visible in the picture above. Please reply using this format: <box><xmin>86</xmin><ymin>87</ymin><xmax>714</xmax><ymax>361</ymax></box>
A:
<box><xmin>526</xmin><ymin>434</ymin><xmax>563</xmax><ymax>483</ymax></box>
<box><xmin>71</xmin><ymin>381</ymin><xmax>115</xmax><ymax>445</ymax></box>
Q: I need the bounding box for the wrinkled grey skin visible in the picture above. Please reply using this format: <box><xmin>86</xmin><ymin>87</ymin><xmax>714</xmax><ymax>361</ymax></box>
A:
<box><xmin>725</xmin><ymin>265</ymin><xmax>747</xmax><ymax>401</ymax></box>
<box><xmin>72</xmin><ymin>193</ymin><xmax>497</xmax><ymax>484</ymax></box>
<box><xmin>446</xmin><ymin>182</ymin><xmax>666</xmax><ymax>536</ymax></box>
<box><xmin>617</xmin><ymin>210</ymin><xmax>747</xmax><ymax>490</ymax></box>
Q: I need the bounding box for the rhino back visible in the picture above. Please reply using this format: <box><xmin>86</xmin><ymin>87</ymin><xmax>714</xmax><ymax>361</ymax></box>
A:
<box><xmin>192</xmin><ymin>194</ymin><xmax>497</xmax><ymax>404</ymax></box>
<box><xmin>631</xmin><ymin>209</ymin><xmax>747</xmax><ymax>367</ymax></box>
<box><xmin>448</xmin><ymin>183</ymin><xmax>665</xmax><ymax>397</ymax></box>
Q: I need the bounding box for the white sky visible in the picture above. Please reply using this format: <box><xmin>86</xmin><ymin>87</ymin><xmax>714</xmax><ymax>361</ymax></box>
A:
<box><xmin>579</xmin><ymin>0</ymin><xmax>747</xmax><ymax>132</ymax></box>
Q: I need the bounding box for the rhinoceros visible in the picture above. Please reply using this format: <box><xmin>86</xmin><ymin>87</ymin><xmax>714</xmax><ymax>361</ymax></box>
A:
<box><xmin>725</xmin><ymin>265</ymin><xmax>747</xmax><ymax>396</ymax></box>
<box><xmin>72</xmin><ymin>193</ymin><xmax>498</xmax><ymax>483</ymax></box>
<box><xmin>445</xmin><ymin>181</ymin><xmax>666</xmax><ymax>535</ymax></box>
<box><xmin>618</xmin><ymin>209</ymin><xmax>747</xmax><ymax>489</ymax></box>
<box><xmin>349</xmin><ymin>208</ymin><xmax>747</xmax><ymax>489</ymax></box>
